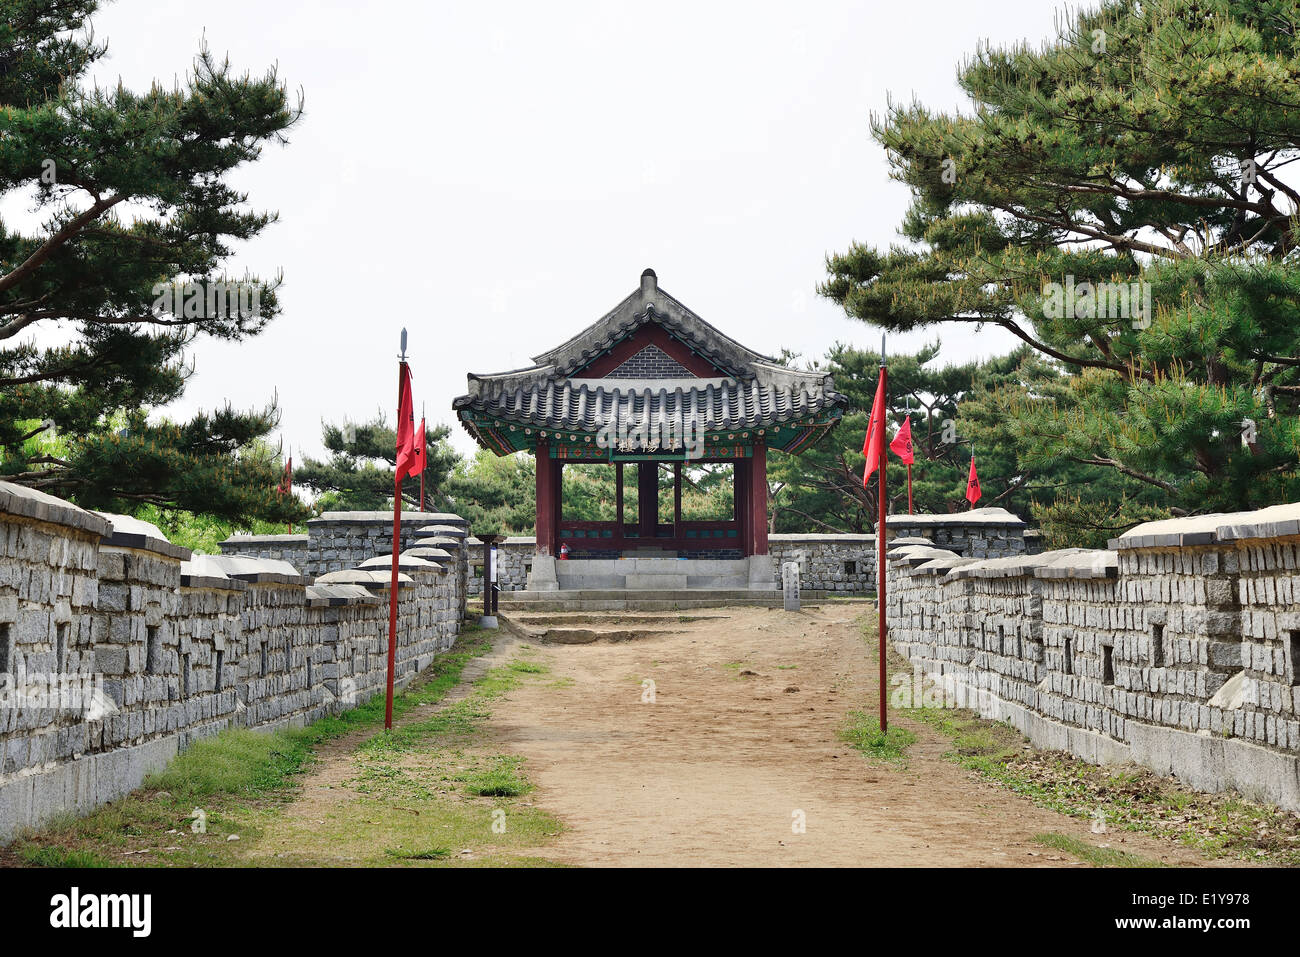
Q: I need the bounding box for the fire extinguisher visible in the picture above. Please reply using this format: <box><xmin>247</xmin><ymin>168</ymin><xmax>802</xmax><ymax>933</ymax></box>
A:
<box><xmin>559</xmin><ymin>542</ymin><xmax>571</xmax><ymax>560</ymax></box>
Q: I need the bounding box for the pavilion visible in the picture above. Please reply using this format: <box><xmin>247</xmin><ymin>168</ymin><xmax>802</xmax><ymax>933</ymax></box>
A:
<box><xmin>453</xmin><ymin>269</ymin><xmax>846</xmax><ymax>591</ymax></box>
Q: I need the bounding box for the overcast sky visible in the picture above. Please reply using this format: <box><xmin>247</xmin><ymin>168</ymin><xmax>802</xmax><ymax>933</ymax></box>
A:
<box><xmin>76</xmin><ymin>0</ymin><xmax>1069</xmax><ymax>460</ymax></box>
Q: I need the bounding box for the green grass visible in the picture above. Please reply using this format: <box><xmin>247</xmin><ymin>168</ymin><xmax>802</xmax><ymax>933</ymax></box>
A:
<box><xmin>461</xmin><ymin>756</ymin><xmax>533</xmax><ymax>797</ymax></box>
<box><xmin>146</xmin><ymin>728</ymin><xmax>318</xmax><ymax>800</ymax></box>
<box><xmin>508</xmin><ymin>660</ymin><xmax>548</xmax><ymax>675</ymax></box>
<box><xmin>839</xmin><ymin>711</ymin><xmax>917</xmax><ymax>763</ymax></box>
<box><xmin>384</xmin><ymin>846</ymin><xmax>451</xmax><ymax>861</ymax></box>
<box><xmin>19</xmin><ymin>846</ymin><xmax>114</xmax><ymax>868</ymax></box>
<box><xmin>1032</xmin><ymin>832</ymin><xmax>1163</xmax><ymax>868</ymax></box>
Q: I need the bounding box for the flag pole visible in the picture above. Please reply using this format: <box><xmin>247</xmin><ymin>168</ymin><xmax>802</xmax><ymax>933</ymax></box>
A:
<box><xmin>970</xmin><ymin>446</ymin><xmax>976</xmax><ymax>511</ymax></box>
<box><xmin>286</xmin><ymin>445</ymin><xmax>293</xmax><ymax>534</ymax></box>
<box><xmin>905</xmin><ymin>396</ymin><xmax>913</xmax><ymax>515</ymax></box>
<box><xmin>877</xmin><ymin>334</ymin><xmax>888</xmax><ymax>733</ymax></box>
<box><xmin>420</xmin><ymin>402</ymin><xmax>426</xmax><ymax>512</ymax></box>
<box><xmin>385</xmin><ymin>329</ymin><xmax>408</xmax><ymax>731</ymax></box>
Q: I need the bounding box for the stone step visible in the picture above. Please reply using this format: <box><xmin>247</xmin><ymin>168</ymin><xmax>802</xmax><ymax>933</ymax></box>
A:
<box><xmin>503</xmin><ymin>588</ymin><xmax>780</xmax><ymax>601</ymax></box>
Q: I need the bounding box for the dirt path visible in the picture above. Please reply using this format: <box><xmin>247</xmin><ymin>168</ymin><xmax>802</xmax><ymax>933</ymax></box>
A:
<box><xmin>488</xmin><ymin>605</ymin><xmax>1216</xmax><ymax>867</ymax></box>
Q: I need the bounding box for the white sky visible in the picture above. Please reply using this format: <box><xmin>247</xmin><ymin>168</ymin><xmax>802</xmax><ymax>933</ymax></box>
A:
<box><xmin>67</xmin><ymin>0</ymin><xmax>1069</xmax><ymax>460</ymax></box>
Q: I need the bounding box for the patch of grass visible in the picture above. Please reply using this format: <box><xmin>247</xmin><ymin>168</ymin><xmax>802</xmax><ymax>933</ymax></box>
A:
<box><xmin>19</xmin><ymin>845</ymin><xmax>113</xmax><ymax>868</ymax></box>
<box><xmin>722</xmin><ymin>661</ymin><xmax>746</xmax><ymax>671</ymax></box>
<box><xmin>384</xmin><ymin>846</ymin><xmax>451</xmax><ymax>861</ymax></box>
<box><xmin>461</xmin><ymin>757</ymin><xmax>533</xmax><ymax>798</ymax></box>
<box><xmin>1032</xmin><ymin>832</ymin><xmax>1163</xmax><ymax>868</ymax></box>
<box><xmin>146</xmin><ymin>728</ymin><xmax>317</xmax><ymax>800</ymax></box>
<box><xmin>508</xmin><ymin>660</ymin><xmax>548</xmax><ymax>675</ymax></box>
<box><xmin>839</xmin><ymin>711</ymin><xmax>917</xmax><ymax>763</ymax></box>
<box><xmin>255</xmin><ymin>794</ymin><xmax>561</xmax><ymax>867</ymax></box>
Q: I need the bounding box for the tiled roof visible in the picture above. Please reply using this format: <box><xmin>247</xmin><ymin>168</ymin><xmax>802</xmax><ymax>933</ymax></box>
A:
<box><xmin>454</xmin><ymin>271</ymin><xmax>846</xmax><ymax>452</ymax></box>
<box><xmin>458</xmin><ymin>373</ymin><xmax>840</xmax><ymax>434</ymax></box>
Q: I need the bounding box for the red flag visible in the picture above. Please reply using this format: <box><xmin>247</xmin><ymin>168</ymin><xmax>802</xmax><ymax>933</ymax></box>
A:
<box><xmin>411</xmin><ymin>417</ymin><xmax>427</xmax><ymax>475</ymax></box>
<box><xmin>965</xmin><ymin>453</ymin><xmax>981</xmax><ymax>507</ymax></box>
<box><xmin>278</xmin><ymin>455</ymin><xmax>292</xmax><ymax>494</ymax></box>
<box><xmin>889</xmin><ymin>416</ymin><xmax>914</xmax><ymax>465</ymax></box>
<box><xmin>862</xmin><ymin>369</ymin><xmax>887</xmax><ymax>484</ymax></box>
<box><xmin>395</xmin><ymin>363</ymin><xmax>417</xmax><ymax>481</ymax></box>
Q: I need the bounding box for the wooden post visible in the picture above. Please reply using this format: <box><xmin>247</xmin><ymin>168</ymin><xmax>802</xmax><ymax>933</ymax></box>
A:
<box><xmin>615</xmin><ymin>461</ymin><xmax>624</xmax><ymax>544</ymax></box>
<box><xmin>673</xmin><ymin>461</ymin><xmax>682</xmax><ymax>541</ymax></box>
<box><xmin>535</xmin><ymin>441</ymin><xmax>555</xmax><ymax>556</ymax></box>
<box><xmin>749</xmin><ymin>443</ymin><xmax>768</xmax><ymax>555</ymax></box>
<box><xmin>553</xmin><ymin>459</ymin><xmax>563</xmax><ymax>542</ymax></box>
<box><xmin>637</xmin><ymin>461</ymin><xmax>657</xmax><ymax>540</ymax></box>
<box><xmin>734</xmin><ymin>458</ymin><xmax>749</xmax><ymax>555</ymax></box>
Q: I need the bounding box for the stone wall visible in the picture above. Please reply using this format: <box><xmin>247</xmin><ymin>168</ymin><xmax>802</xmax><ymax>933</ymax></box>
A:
<box><xmin>221</xmin><ymin>510</ymin><xmax>471</xmax><ymax>625</ymax></box>
<box><xmin>885</xmin><ymin>504</ymin><xmax>1300</xmax><ymax>810</ymax></box>
<box><xmin>466</xmin><ymin>538</ymin><xmax>534</xmax><ymax>597</ymax></box>
<box><xmin>769</xmin><ymin>534</ymin><xmax>877</xmax><ymax>594</ymax></box>
<box><xmin>880</xmin><ymin>506</ymin><xmax>1028</xmax><ymax>558</ymax></box>
<box><xmin>0</xmin><ymin>482</ymin><xmax>467</xmax><ymax>841</ymax></box>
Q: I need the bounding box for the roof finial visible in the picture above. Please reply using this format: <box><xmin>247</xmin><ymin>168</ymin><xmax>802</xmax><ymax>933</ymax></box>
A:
<box><xmin>641</xmin><ymin>268</ymin><xmax>657</xmax><ymax>297</ymax></box>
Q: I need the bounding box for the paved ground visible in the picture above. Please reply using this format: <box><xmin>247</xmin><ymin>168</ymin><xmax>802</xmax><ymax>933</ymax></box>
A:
<box><xmin>489</xmin><ymin>604</ymin><xmax>1214</xmax><ymax>867</ymax></box>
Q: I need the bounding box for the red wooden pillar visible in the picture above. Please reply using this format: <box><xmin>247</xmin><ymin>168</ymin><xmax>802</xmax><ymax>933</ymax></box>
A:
<box><xmin>535</xmin><ymin>441</ymin><xmax>556</xmax><ymax>556</ymax></box>
<box><xmin>748</xmin><ymin>443</ymin><xmax>769</xmax><ymax>555</ymax></box>
<box><xmin>637</xmin><ymin>461</ymin><xmax>658</xmax><ymax>540</ymax></box>
<box><xmin>615</xmin><ymin>462</ymin><xmax>624</xmax><ymax>543</ymax></box>
<box><xmin>673</xmin><ymin>461</ymin><xmax>682</xmax><ymax>541</ymax></box>
<box><xmin>553</xmin><ymin>459</ymin><xmax>563</xmax><ymax>543</ymax></box>
<box><xmin>734</xmin><ymin>457</ymin><xmax>749</xmax><ymax>555</ymax></box>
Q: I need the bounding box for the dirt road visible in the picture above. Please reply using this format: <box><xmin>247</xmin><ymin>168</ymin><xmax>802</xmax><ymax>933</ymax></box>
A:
<box><xmin>490</xmin><ymin>604</ymin><xmax>1212</xmax><ymax>867</ymax></box>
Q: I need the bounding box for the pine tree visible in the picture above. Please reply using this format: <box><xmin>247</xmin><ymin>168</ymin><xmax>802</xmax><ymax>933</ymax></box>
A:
<box><xmin>295</xmin><ymin>416</ymin><xmax>457</xmax><ymax>511</ymax></box>
<box><xmin>821</xmin><ymin>0</ymin><xmax>1300</xmax><ymax>527</ymax></box>
<box><xmin>0</xmin><ymin>0</ymin><xmax>304</xmax><ymax>522</ymax></box>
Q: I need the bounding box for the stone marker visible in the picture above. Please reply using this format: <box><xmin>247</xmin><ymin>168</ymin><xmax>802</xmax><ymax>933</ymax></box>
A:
<box><xmin>782</xmin><ymin>561</ymin><xmax>800</xmax><ymax>611</ymax></box>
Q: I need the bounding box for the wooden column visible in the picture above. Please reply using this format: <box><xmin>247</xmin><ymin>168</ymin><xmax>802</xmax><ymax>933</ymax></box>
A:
<box><xmin>748</xmin><ymin>443</ymin><xmax>768</xmax><ymax>555</ymax></box>
<box><xmin>553</xmin><ymin>459</ymin><xmax>564</xmax><ymax>544</ymax></box>
<box><xmin>535</xmin><ymin>442</ymin><xmax>555</xmax><ymax>556</ymax></box>
<box><xmin>734</xmin><ymin>457</ymin><xmax>749</xmax><ymax>555</ymax></box>
<box><xmin>673</xmin><ymin>461</ymin><xmax>682</xmax><ymax>540</ymax></box>
<box><xmin>637</xmin><ymin>461</ymin><xmax>658</xmax><ymax>540</ymax></box>
<box><xmin>615</xmin><ymin>462</ymin><xmax>624</xmax><ymax>542</ymax></box>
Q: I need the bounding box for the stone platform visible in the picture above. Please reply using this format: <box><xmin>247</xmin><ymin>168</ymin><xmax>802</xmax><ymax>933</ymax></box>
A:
<box><xmin>525</xmin><ymin>554</ymin><xmax>777</xmax><ymax>592</ymax></box>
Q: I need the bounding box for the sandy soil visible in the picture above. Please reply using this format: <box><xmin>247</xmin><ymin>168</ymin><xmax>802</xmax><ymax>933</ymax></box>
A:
<box><xmin>489</xmin><ymin>604</ymin><xmax>1218</xmax><ymax>867</ymax></box>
